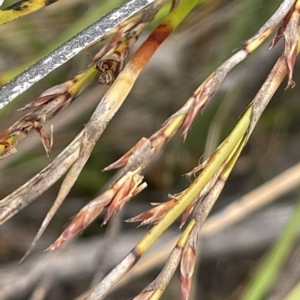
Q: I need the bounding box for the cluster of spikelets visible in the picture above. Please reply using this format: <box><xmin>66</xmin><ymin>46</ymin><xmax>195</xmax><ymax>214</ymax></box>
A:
<box><xmin>0</xmin><ymin>0</ymin><xmax>300</xmax><ymax>299</ymax></box>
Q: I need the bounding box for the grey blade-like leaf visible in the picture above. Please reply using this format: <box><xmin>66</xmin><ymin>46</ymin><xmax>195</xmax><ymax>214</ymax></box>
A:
<box><xmin>0</xmin><ymin>0</ymin><xmax>156</xmax><ymax>110</ymax></box>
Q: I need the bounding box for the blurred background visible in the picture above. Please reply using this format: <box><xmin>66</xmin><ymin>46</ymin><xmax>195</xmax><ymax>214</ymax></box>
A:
<box><xmin>1</xmin><ymin>0</ymin><xmax>300</xmax><ymax>299</ymax></box>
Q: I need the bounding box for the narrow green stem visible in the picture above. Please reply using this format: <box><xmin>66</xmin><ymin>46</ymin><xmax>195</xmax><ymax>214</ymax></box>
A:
<box><xmin>137</xmin><ymin>107</ymin><xmax>252</xmax><ymax>253</ymax></box>
<box><xmin>241</xmin><ymin>198</ymin><xmax>300</xmax><ymax>300</ymax></box>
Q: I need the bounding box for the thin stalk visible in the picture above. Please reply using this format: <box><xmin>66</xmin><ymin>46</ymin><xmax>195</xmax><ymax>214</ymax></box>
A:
<box><xmin>0</xmin><ymin>0</ymin><xmax>59</xmax><ymax>25</ymax></box>
<box><xmin>52</xmin><ymin>0</ymin><xmax>202</xmax><ymax>250</ymax></box>
<box><xmin>240</xmin><ymin>198</ymin><xmax>300</xmax><ymax>300</ymax></box>
<box><xmin>91</xmin><ymin>43</ymin><xmax>291</xmax><ymax>299</ymax></box>
<box><xmin>0</xmin><ymin>0</ymin><xmax>156</xmax><ymax>109</ymax></box>
<box><xmin>0</xmin><ymin>0</ymin><xmax>123</xmax><ymax>85</ymax></box>
<box><xmin>136</xmin><ymin>108</ymin><xmax>251</xmax><ymax>253</ymax></box>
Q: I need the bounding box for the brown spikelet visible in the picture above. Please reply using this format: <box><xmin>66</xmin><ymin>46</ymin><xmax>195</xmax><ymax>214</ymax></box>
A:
<box><xmin>126</xmin><ymin>198</ymin><xmax>177</xmax><ymax>226</ymax></box>
<box><xmin>180</xmin><ymin>228</ymin><xmax>198</xmax><ymax>300</ymax></box>
<box><xmin>283</xmin><ymin>2</ymin><xmax>300</xmax><ymax>88</ymax></box>
<box><xmin>48</xmin><ymin>168</ymin><xmax>146</xmax><ymax>250</ymax></box>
